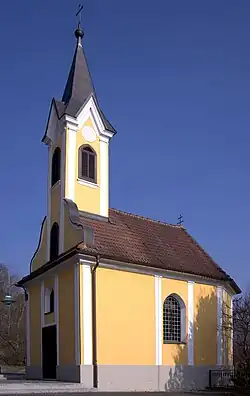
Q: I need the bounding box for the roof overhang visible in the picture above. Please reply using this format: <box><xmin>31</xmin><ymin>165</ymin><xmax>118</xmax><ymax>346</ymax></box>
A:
<box><xmin>16</xmin><ymin>246</ymin><xmax>241</xmax><ymax>296</ymax></box>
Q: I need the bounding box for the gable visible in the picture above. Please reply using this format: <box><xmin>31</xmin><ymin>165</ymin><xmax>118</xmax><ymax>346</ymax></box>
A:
<box><xmin>42</xmin><ymin>99</ymin><xmax>61</xmax><ymax>145</ymax></box>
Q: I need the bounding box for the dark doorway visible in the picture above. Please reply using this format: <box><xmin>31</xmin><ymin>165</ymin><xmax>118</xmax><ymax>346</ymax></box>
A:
<box><xmin>42</xmin><ymin>325</ymin><xmax>57</xmax><ymax>379</ymax></box>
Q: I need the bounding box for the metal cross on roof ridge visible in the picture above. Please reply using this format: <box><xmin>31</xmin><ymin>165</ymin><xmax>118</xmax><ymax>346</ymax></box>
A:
<box><xmin>177</xmin><ymin>214</ymin><xmax>184</xmax><ymax>226</ymax></box>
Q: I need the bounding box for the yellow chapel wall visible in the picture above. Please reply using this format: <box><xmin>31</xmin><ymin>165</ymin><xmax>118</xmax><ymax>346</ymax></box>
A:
<box><xmin>95</xmin><ymin>267</ymin><xmax>155</xmax><ymax>365</ymax></box>
<box><xmin>58</xmin><ymin>264</ymin><xmax>75</xmax><ymax>365</ymax></box>
<box><xmin>31</xmin><ymin>134</ymin><xmax>63</xmax><ymax>273</ymax></box>
<box><xmin>31</xmin><ymin>218</ymin><xmax>47</xmax><ymax>272</ymax></box>
<box><xmin>63</xmin><ymin>204</ymin><xmax>83</xmax><ymax>252</ymax></box>
<box><xmin>43</xmin><ymin>277</ymin><xmax>55</xmax><ymax>327</ymax></box>
<box><xmin>194</xmin><ymin>283</ymin><xmax>217</xmax><ymax>366</ymax></box>
<box><xmin>29</xmin><ymin>282</ymin><xmax>41</xmax><ymax>366</ymax></box>
<box><xmin>65</xmin><ymin>117</ymin><xmax>101</xmax><ymax>215</ymax></box>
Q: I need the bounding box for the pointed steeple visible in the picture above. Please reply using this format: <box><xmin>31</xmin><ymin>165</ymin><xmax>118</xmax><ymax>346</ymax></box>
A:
<box><xmin>42</xmin><ymin>20</ymin><xmax>116</xmax><ymax>144</ymax></box>
<box><xmin>62</xmin><ymin>23</ymin><xmax>95</xmax><ymax>109</ymax></box>
<box><xmin>59</xmin><ymin>23</ymin><xmax>116</xmax><ymax>134</ymax></box>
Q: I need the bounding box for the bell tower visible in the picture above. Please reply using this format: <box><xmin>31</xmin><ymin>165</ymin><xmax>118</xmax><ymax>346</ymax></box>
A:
<box><xmin>42</xmin><ymin>21</ymin><xmax>116</xmax><ymax>261</ymax></box>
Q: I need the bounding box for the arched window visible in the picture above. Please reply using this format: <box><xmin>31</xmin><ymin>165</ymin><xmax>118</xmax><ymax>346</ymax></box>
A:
<box><xmin>50</xmin><ymin>222</ymin><xmax>59</xmax><ymax>261</ymax></box>
<box><xmin>163</xmin><ymin>294</ymin><xmax>185</xmax><ymax>343</ymax></box>
<box><xmin>44</xmin><ymin>288</ymin><xmax>54</xmax><ymax>314</ymax></box>
<box><xmin>78</xmin><ymin>146</ymin><xmax>96</xmax><ymax>183</ymax></box>
<box><xmin>51</xmin><ymin>147</ymin><xmax>61</xmax><ymax>186</ymax></box>
<box><xmin>50</xmin><ymin>289</ymin><xmax>54</xmax><ymax>313</ymax></box>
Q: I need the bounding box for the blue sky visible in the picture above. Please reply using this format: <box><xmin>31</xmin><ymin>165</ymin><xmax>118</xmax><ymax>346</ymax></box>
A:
<box><xmin>0</xmin><ymin>0</ymin><xmax>249</xmax><ymax>291</ymax></box>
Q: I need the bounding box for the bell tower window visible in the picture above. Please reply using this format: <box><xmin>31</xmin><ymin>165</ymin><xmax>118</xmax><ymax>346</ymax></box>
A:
<box><xmin>51</xmin><ymin>147</ymin><xmax>61</xmax><ymax>186</ymax></box>
<box><xmin>78</xmin><ymin>145</ymin><xmax>96</xmax><ymax>183</ymax></box>
<box><xmin>50</xmin><ymin>222</ymin><xmax>59</xmax><ymax>261</ymax></box>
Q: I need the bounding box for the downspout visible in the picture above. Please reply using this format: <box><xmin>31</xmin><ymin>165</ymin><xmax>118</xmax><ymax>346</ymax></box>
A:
<box><xmin>16</xmin><ymin>284</ymin><xmax>28</xmax><ymax>302</ymax></box>
<box><xmin>91</xmin><ymin>254</ymin><xmax>100</xmax><ymax>389</ymax></box>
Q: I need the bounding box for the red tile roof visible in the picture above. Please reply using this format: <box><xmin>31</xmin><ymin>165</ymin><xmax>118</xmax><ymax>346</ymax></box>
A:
<box><xmin>78</xmin><ymin>208</ymin><xmax>230</xmax><ymax>282</ymax></box>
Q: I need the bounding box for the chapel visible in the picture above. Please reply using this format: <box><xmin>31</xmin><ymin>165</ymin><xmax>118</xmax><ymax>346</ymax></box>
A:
<box><xmin>18</xmin><ymin>18</ymin><xmax>240</xmax><ymax>391</ymax></box>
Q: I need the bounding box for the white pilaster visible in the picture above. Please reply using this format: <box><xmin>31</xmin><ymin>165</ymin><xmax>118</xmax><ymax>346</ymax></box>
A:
<box><xmin>217</xmin><ymin>286</ymin><xmax>223</xmax><ymax>365</ymax></box>
<box><xmin>188</xmin><ymin>281</ymin><xmax>194</xmax><ymax>365</ymax></box>
<box><xmin>74</xmin><ymin>263</ymin><xmax>80</xmax><ymax>365</ymax></box>
<box><xmin>155</xmin><ymin>275</ymin><xmax>162</xmax><ymax>366</ymax></box>
<box><xmin>99</xmin><ymin>137</ymin><xmax>109</xmax><ymax>217</ymax></box>
<box><xmin>83</xmin><ymin>263</ymin><xmax>92</xmax><ymax>364</ymax></box>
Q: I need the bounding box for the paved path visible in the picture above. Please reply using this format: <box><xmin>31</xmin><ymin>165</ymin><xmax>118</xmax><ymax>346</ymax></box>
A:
<box><xmin>0</xmin><ymin>381</ymin><xmax>234</xmax><ymax>395</ymax></box>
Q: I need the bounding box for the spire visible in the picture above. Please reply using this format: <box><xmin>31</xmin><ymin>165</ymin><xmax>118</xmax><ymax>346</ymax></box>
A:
<box><xmin>62</xmin><ymin>5</ymin><xmax>96</xmax><ymax>111</ymax></box>
<box><xmin>51</xmin><ymin>9</ymin><xmax>116</xmax><ymax>135</ymax></box>
<box><xmin>62</xmin><ymin>20</ymin><xmax>95</xmax><ymax>108</ymax></box>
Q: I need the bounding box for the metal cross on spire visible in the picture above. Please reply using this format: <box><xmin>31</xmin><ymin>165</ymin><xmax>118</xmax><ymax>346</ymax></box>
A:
<box><xmin>76</xmin><ymin>4</ymin><xmax>84</xmax><ymax>27</ymax></box>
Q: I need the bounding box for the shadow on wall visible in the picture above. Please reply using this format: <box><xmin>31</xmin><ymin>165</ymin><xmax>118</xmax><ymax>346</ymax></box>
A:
<box><xmin>165</xmin><ymin>291</ymin><xmax>217</xmax><ymax>392</ymax></box>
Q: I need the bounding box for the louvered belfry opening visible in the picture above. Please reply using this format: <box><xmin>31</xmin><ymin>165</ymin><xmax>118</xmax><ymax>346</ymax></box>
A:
<box><xmin>79</xmin><ymin>146</ymin><xmax>96</xmax><ymax>183</ymax></box>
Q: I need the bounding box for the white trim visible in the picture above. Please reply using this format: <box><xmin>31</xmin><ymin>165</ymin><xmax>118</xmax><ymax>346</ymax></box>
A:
<box><xmin>55</xmin><ymin>275</ymin><xmax>59</xmax><ymax>366</ymax></box>
<box><xmin>59</xmin><ymin>131</ymin><xmax>66</xmax><ymax>254</ymax></box>
<box><xmin>217</xmin><ymin>286</ymin><xmax>223</xmax><ymax>365</ymax></box>
<box><xmin>188</xmin><ymin>281</ymin><xmax>194</xmax><ymax>366</ymax></box>
<box><xmin>26</xmin><ymin>291</ymin><xmax>30</xmax><ymax>366</ymax></box>
<box><xmin>155</xmin><ymin>276</ymin><xmax>162</xmax><ymax>366</ymax></box>
<box><xmin>83</xmin><ymin>263</ymin><xmax>92</xmax><ymax>365</ymax></box>
<box><xmin>74</xmin><ymin>263</ymin><xmax>80</xmax><ymax>366</ymax></box>
<box><xmin>65</xmin><ymin>126</ymin><xmax>76</xmax><ymax>201</ymax></box>
<box><xmin>99</xmin><ymin>139</ymin><xmax>109</xmax><ymax>217</ymax></box>
<box><xmin>79</xmin><ymin>255</ymin><xmax>237</xmax><ymax>296</ymax></box>
<box><xmin>40</xmin><ymin>281</ymin><xmax>44</xmax><ymax>368</ymax></box>
<box><xmin>76</xmin><ymin>96</ymin><xmax>115</xmax><ymax>140</ymax></box>
<box><xmin>46</xmin><ymin>143</ymin><xmax>52</xmax><ymax>262</ymax></box>
<box><xmin>64</xmin><ymin>116</ymin><xmax>79</xmax><ymax>129</ymax></box>
<box><xmin>77</xmin><ymin>96</ymin><xmax>103</xmax><ymax>136</ymax></box>
<box><xmin>77</xmin><ymin>178</ymin><xmax>98</xmax><ymax>188</ymax></box>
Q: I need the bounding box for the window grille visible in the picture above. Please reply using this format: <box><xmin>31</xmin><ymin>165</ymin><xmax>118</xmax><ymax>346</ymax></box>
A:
<box><xmin>163</xmin><ymin>295</ymin><xmax>181</xmax><ymax>343</ymax></box>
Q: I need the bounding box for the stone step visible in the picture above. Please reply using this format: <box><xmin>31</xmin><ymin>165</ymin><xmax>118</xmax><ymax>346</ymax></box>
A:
<box><xmin>0</xmin><ymin>373</ymin><xmax>25</xmax><ymax>381</ymax></box>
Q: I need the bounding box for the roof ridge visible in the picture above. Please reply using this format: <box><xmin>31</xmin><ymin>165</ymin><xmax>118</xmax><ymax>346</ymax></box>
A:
<box><xmin>111</xmin><ymin>208</ymin><xmax>184</xmax><ymax>229</ymax></box>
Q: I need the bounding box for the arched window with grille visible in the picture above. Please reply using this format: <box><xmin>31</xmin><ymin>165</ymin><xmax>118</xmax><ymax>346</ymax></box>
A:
<box><xmin>50</xmin><ymin>222</ymin><xmax>59</xmax><ymax>261</ymax></box>
<box><xmin>78</xmin><ymin>145</ymin><xmax>96</xmax><ymax>183</ymax></box>
<box><xmin>163</xmin><ymin>294</ymin><xmax>186</xmax><ymax>343</ymax></box>
<box><xmin>51</xmin><ymin>147</ymin><xmax>61</xmax><ymax>186</ymax></box>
